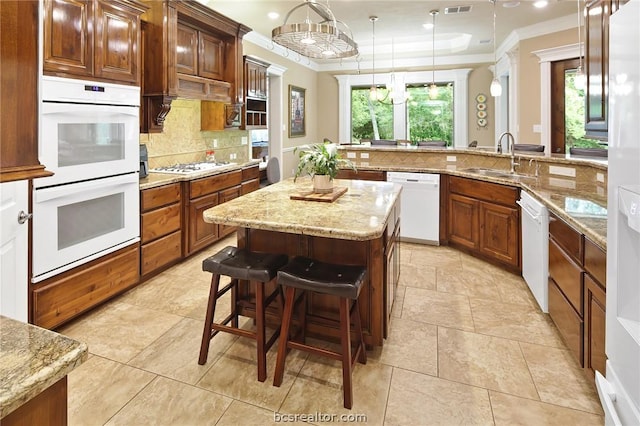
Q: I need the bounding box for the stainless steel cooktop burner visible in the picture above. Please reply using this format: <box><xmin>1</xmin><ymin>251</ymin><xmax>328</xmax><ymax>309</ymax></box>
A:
<box><xmin>149</xmin><ymin>162</ymin><xmax>236</xmax><ymax>175</ymax></box>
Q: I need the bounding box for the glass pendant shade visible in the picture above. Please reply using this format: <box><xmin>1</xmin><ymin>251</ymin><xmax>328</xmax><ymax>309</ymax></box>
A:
<box><xmin>490</xmin><ymin>78</ymin><xmax>502</xmax><ymax>97</ymax></box>
<box><xmin>428</xmin><ymin>83</ymin><xmax>438</xmax><ymax>99</ymax></box>
<box><xmin>574</xmin><ymin>66</ymin><xmax>586</xmax><ymax>90</ymax></box>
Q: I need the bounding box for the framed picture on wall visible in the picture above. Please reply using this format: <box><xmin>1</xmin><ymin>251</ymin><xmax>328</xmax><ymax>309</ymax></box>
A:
<box><xmin>289</xmin><ymin>85</ymin><xmax>306</xmax><ymax>137</ymax></box>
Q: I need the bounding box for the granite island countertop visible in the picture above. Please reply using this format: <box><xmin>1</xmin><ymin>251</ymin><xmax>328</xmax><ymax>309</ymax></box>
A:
<box><xmin>203</xmin><ymin>177</ymin><xmax>401</xmax><ymax>241</ymax></box>
<box><xmin>0</xmin><ymin>316</ymin><xmax>88</xmax><ymax>419</ymax></box>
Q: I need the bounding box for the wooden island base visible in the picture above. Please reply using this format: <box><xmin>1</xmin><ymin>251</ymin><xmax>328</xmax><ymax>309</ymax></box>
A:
<box><xmin>235</xmin><ymin>224</ymin><xmax>396</xmax><ymax>348</ymax></box>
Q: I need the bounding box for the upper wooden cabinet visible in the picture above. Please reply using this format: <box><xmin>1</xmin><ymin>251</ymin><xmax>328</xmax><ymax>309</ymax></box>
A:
<box><xmin>584</xmin><ymin>0</ymin><xmax>628</xmax><ymax>139</ymax></box>
<box><xmin>43</xmin><ymin>0</ymin><xmax>147</xmax><ymax>85</ymax></box>
<box><xmin>140</xmin><ymin>0</ymin><xmax>251</xmax><ymax>133</ymax></box>
<box><xmin>0</xmin><ymin>1</ymin><xmax>51</xmax><ymax>182</ymax></box>
<box><xmin>242</xmin><ymin>56</ymin><xmax>269</xmax><ymax>129</ymax></box>
<box><xmin>245</xmin><ymin>56</ymin><xmax>268</xmax><ymax>99</ymax></box>
<box><xmin>584</xmin><ymin>0</ymin><xmax>608</xmax><ymax>139</ymax></box>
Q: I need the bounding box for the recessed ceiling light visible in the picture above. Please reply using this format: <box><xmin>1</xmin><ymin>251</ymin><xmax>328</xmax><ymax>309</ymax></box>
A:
<box><xmin>267</xmin><ymin>11</ymin><xmax>279</xmax><ymax>20</ymax></box>
<box><xmin>533</xmin><ymin>0</ymin><xmax>548</xmax><ymax>8</ymax></box>
<box><xmin>503</xmin><ymin>1</ymin><xmax>520</xmax><ymax>8</ymax></box>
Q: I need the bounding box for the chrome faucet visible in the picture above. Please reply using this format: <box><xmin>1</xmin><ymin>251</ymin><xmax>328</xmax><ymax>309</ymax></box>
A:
<box><xmin>498</xmin><ymin>131</ymin><xmax>519</xmax><ymax>174</ymax></box>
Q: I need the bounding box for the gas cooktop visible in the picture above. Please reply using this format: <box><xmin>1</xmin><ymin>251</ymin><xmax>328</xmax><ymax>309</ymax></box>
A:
<box><xmin>150</xmin><ymin>162</ymin><xmax>236</xmax><ymax>175</ymax></box>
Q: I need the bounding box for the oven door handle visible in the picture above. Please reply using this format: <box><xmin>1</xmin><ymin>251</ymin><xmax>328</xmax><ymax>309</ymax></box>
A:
<box><xmin>34</xmin><ymin>173</ymin><xmax>137</xmax><ymax>203</ymax></box>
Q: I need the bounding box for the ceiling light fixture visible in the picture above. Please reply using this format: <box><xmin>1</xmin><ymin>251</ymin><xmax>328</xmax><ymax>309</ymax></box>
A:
<box><xmin>574</xmin><ymin>0</ymin><xmax>586</xmax><ymax>90</ymax></box>
<box><xmin>533</xmin><ymin>0</ymin><xmax>548</xmax><ymax>8</ymax></box>
<box><xmin>271</xmin><ymin>0</ymin><xmax>358</xmax><ymax>59</ymax></box>
<box><xmin>490</xmin><ymin>0</ymin><xmax>502</xmax><ymax>97</ymax></box>
<box><xmin>429</xmin><ymin>10</ymin><xmax>439</xmax><ymax>100</ymax></box>
<box><xmin>386</xmin><ymin>38</ymin><xmax>410</xmax><ymax>104</ymax></box>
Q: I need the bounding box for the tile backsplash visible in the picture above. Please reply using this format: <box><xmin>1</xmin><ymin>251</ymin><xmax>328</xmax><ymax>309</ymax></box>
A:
<box><xmin>140</xmin><ymin>98</ymin><xmax>250</xmax><ymax>168</ymax></box>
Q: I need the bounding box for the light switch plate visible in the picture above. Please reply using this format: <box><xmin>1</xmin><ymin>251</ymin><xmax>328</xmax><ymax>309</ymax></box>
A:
<box><xmin>447</xmin><ymin>155</ymin><xmax>456</xmax><ymax>162</ymax></box>
<box><xmin>213</xmin><ymin>139</ymin><xmax>218</xmax><ymax>148</ymax></box>
<box><xmin>347</xmin><ymin>152</ymin><xmax>356</xmax><ymax>159</ymax></box>
<box><xmin>360</xmin><ymin>152</ymin><xmax>369</xmax><ymax>159</ymax></box>
<box><xmin>241</xmin><ymin>137</ymin><xmax>248</xmax><ymax>145</ymax></box>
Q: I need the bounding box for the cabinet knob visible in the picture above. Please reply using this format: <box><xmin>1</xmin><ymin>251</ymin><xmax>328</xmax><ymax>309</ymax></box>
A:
<box><xmin>17</xmin><ymin>211</ymin><xmax>32</xmax><ymax>224</ymax></box>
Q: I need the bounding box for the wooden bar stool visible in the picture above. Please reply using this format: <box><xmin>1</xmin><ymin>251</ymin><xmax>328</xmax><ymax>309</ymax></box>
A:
<box><xmin>199</xmin><ymin>246</ymin><xmax>288</xmax><ymax>382</ymax></box>
<box><xmin>273</xmin><ymin>256</ymin><xmax>367</xmax><ymax>409</ymax></box>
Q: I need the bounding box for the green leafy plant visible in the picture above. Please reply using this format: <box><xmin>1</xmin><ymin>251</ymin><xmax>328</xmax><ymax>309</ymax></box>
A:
<box><xmin>293</xmin><ymin>143</ymin><xmax>356</xmax><ymax>181</ymax></box>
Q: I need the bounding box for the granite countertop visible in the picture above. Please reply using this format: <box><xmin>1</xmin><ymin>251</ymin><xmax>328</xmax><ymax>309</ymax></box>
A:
<box><xmin>139</xmin><ymin>151</ymin><xmax>607</xmax><ymax>249</ymax></box>
<box><xmin>139</xmin><ymin>159</ymin><xmax>261</xmax><ymax>190</ymax></box>
<box><xmin>0</xmin><ymin>316</ymin><xmax>88</xmax><ymax>418</ymax></box>
<box><xmin>203</xmin><ymin>177</ymin><xmax>401</xmax><ymax>241</ymax></box>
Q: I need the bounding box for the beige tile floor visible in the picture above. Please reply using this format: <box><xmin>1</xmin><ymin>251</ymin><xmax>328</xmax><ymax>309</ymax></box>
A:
<box><xmin>60</xmin><ymin>237</ymin><xmax>604</xmax><ymax>425</ymax></box>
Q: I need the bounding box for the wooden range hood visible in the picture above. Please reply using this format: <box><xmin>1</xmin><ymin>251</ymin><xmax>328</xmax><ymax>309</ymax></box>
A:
<box><xmin>140</xmin><ymin>0</ymin><xmax>251</xmax><ymax>133</ymax></box>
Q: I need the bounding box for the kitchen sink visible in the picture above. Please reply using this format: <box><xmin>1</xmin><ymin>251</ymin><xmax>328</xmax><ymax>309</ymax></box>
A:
<box><xmin>461</xmin><ymin>167</ymin><xmax>537</xmax><ymax>181</ymax></box>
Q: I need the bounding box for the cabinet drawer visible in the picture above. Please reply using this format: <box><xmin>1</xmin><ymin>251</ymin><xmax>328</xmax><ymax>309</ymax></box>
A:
<box><xmin>141</xmin><ymin>231</ymin><xmax>182</xmax><ymax>276</ymax></box>
<box><xmin>449</xmin><ymin>176</ymin><xmax>518</xmax><ymax>206</ymax></box>
<box><xmin>141</xmin><ymin>203</ymin><xmax>181</xmax><ymax>243</ymax></box>
<box><xmin>336</xmin><ymin>169</ymin><xmax>386</xmax><ymax>181</ymax></box>
<box><xmin>549</xmin><ymin>279</ymin><xmax>583</xmax><ymax>366</ymax></box>
<box><xmin>242</xmin><ymin>165</ymin><xmax>259</xmax><ymax>180</ymax></box>
<box><xmin>549</xmin><ymin>212</ymin><xmax>583</xmax><ymax>263</ymax></box>
<box><xmin>32</xmin><ymin>244</ymin><xmax>139</xmax><ymax>329</ymax></box>
<box><xmin>584</xmin><ymin>238</ymin><xmax>606</xmax><ymax>287</ymax></box>
<box><xmin>190</xmin><ymin>170</ymin><xmax>242</xmax><ymax>198</ymax></box>
<box><xmin>549</xmin><ymin>238</ymin><xmax>583</xmax><ymax>315</ymax></box>
<box><xmin>241</xmin><ymin>178</ymin><xmax>260</xmax><ymax>195</ymax></box>
<box><xmin>141</xmin><ymin>183</ymin><xmax>181</xmax><ymax>211</ymax></box>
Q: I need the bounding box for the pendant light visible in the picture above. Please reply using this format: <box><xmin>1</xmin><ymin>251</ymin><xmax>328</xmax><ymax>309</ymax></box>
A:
<box><xmin>428</xmin><ymin>10</ymin><xmax>439</xmax><ymax>100</ymax></box>
<box><xmin>369</xmin><ymin>16</ymin><xmax>379</xmax><ymax>100</ymax></box>
<box><xmin>490</xmin><ymin>0</ymin><xmax>502</xmax><ymax>97</ymax></box>
<box><xmin>574</xmin><ymin>0</ymin><xmax>586</xmax><ymax>90</ymax></box>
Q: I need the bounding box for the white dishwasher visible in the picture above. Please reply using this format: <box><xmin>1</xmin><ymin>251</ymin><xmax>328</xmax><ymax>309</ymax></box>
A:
<box><xmin>517</xmin><ymin>190</ymin><xmax>549</xmax><ymax>312</ymax></box>
<box><xmin>387</xmin><ymin>172</ymin><xmax>440</xmax><ymax>244</ymax></box>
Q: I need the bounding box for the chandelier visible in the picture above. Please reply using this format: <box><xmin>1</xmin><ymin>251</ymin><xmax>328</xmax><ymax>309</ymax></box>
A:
<box><xmin>271</xmin><ymin>0</ymin><xmax>358</xmax><ymax>59</ymax></box>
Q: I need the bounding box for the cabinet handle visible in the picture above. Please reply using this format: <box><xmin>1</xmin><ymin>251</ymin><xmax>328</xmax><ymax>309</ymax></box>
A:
<box><xmin>18</xmin><ymin>210</ymin><xmax>33</xmax><ymax>224</ymax></box>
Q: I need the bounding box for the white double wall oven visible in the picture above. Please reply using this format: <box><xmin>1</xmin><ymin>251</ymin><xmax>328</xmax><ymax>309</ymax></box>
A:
<box><xmin>32</xmin><ymin>76</ymin><xmax>140</xmax><ymax>283</ymax></box>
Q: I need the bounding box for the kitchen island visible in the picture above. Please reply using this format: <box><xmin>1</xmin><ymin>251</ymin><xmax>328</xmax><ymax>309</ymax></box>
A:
<box><xmin>203</xmin><ymin>177</ymin><xmax>402</xmax><ymax>346</ymax></box>
<box><xmin>0</xmin><ymin>316</ymin><xmax>87</xmax><ymax>425</ymax></box>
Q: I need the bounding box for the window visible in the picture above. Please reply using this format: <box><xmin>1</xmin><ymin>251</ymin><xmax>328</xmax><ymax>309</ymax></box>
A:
<box><xmin>351</xmin><ymin>86</ymin><xmax>393</xmax><ymax>142</ymax></box>
<box><xmin>406</xmin><ymin>83</ymin><xmax>453</xmax><ymax>145</ymax></box>
<box><xmin>336</xmin><ymin>69</ymin><xmax>471</xmax><ymax>147</ymax></box>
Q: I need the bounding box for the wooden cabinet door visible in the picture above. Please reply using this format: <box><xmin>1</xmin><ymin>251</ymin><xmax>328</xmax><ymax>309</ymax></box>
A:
<box><xmin>94</xmin><ymin>0</ymin><xmax>140</xmax><ymax>84</ymax></box>
<box><xmin>188</xmin><ymin>192</ymin><xmax>219</xmax><ymax>254</ymax></box>
<box><xmin>43</xmin><ymin>0</ymin><xmax>94</xmax><ymax>77</ymax></box>
<box><xmin>479</xmin><ymin>202</ymin><xmax>519</xmax><ymax>268</ymax></box>
<box><xmin>585</xmin><ymin>0</ymin><xmax>609</xmax><ymax>138</ymax></box>
<box><xmin>199</xmin><ymin>32</ymin><xmax>225</xmax><ymax>80</ymax></box>
<box><xmin>176</xmin><ymin>23</ymin><xmax>198</xmax><ymax>75</ymax></box>
<box><xmin>245</xmin><ymin>59</ymin><xmax>267</xmax><ymax>98</ymax></box>
<box><xmin>584</xmin><ymin>274</ymin><xmax>606</xmax><ymax>378</ymax></box>
<box><xmin>218</xmin><ymin>185</ymin><xmax>241</xmax><ymax>237</ymax></box>
<box><xmin>448</xmin><ymin>193</ymin><xmax>479</xmax><ymax>250</ymax></box>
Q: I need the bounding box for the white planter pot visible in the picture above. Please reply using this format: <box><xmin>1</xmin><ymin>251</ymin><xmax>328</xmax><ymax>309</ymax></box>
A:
<box><xmin>313</xmin><ymin>175</ymin><xmax>333</xmax><ymax>193</ymax></box>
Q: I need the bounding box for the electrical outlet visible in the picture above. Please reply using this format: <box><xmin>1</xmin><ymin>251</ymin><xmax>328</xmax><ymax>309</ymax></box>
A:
<box><xmin>347</xmin><ymin>152</ymin><xmax>356</xmax><ymax>158</ymax></box>
<box><xmin>213</xmin><ymin>139</ymin><xmax>218</xmax><ymax>148</ymax></box>
<box><xmin>241</xmin><ymin>136</ymin><xmax>248</xmax><ymax>145</ymax></box>
<box><xmin>360</xmin><ymin>152</ymin><xmax>369</xmax><ymax>159</ymax></box>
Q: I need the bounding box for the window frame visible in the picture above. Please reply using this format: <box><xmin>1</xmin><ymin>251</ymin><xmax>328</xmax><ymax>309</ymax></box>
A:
<box><xmin>335</xmin><ymin>69</ymin><xmax>472</xmax><ymax>147</ymax></box>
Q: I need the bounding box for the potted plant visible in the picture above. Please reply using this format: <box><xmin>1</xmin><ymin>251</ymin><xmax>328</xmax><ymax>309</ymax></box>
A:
<box><xmin>293</xmin><ymin>142</ymin><xmax>356</xmax><ymax>193</ymax></box>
